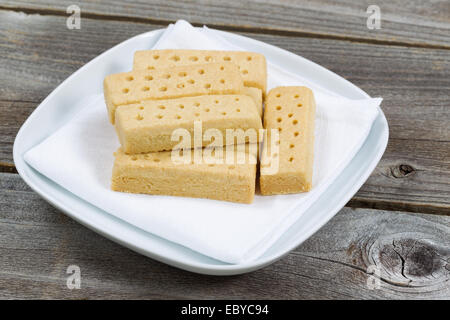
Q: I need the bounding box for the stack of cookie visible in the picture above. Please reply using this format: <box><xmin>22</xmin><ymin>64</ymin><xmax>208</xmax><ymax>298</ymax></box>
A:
<box><xmin>104</xmin><ymin>50</ymin><xmax>316</xmax><ymax>204</ymax></box>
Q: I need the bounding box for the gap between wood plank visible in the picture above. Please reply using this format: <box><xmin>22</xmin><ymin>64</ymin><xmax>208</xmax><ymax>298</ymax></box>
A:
<box><xmin>0</xmin><ymin>5</ymin><xmax>449</xmax><ymax>50</ymax></box>
<box><xmin>0</xmin><ymin>162</ymin><xmax>17</xmax><ymax>174</ymax></box>
<box><xmin>348</xmin><ymin>198</ymin><xmax>450</xmax><ymax>216</ymax></box>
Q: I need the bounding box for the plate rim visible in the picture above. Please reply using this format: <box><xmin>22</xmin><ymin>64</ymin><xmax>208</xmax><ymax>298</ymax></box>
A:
<box><xmin>13</xmin><ymin>27</ymin><xmax>389</xmax><ymax>275</ymax></box>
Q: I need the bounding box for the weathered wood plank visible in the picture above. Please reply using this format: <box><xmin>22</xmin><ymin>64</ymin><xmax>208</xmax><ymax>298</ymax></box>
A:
<box><xmin>350</xmin><ymin>139</ymin><xmax>450</xmax><ymax>215</ymax></box>
<box><xmin>0</xmin><ymin>172</ymin><xmax>448</xmax><ymax>299</ymax></box>
<box><xmin>1</xmin><ymin>12</ymin><xmax>448</xmax><ymax>213</ymax></box>
<box><xmin>1</xmin><ymin>0</ymin><xmax>449</xmax><ymax>48</ymax></box>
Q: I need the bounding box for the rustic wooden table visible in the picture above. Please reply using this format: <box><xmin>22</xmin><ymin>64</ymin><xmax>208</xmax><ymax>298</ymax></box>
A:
<box><xmin>0</xmin><ymin>0</ymin><xmax>449</xmax><ymax>299</ymax></box>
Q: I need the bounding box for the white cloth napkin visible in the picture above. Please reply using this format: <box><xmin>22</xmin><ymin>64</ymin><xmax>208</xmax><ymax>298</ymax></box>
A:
<box><xmin>24</xmin><ymin>20</ymin><xmax>381</xmax><ymax>264</ymax></box>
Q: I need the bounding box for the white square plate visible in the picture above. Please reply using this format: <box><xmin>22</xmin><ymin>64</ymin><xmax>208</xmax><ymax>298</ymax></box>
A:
<box><xmin>13</xmin><ymin>28</ymin><xmax>388</xmax><ymax>275</ymax></box>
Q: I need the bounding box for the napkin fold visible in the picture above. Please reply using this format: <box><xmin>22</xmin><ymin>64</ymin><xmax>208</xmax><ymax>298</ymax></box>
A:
<box><xmin>24</xmin><ymin>20</ymin><xmax>381</xmax><ymax>264</ymax></box>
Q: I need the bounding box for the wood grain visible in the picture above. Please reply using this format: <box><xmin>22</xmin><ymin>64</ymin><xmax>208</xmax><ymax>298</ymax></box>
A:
<box><xmin>0</xmin><ymin>172</ymin><xmax>448</xmax><ymax>299</ymax></box>
<box><xmin>0</xmin><ymin>12</ymin><xmax>448</xmax><ymax>213</ymax></box>
<box><xmin>1</xmin><ymin>0</ymin><xmax>449</xmax><ymax>301</ymax></box>
<box><xmin>1</xmin><ymin>0</ymin><xmax>449</xmax><ymax>48</ymax></box>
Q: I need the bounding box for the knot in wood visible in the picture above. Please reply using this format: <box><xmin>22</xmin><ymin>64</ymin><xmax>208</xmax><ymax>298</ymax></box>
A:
<box><xmin>367</xmin><ymin>233</ymin><xmax>449</xmax><ymax>290</ymax></box>
<box><xmin>390</xmin><ymin>164</ymin><xmax>415</xmax><ymax>178</ymax></box>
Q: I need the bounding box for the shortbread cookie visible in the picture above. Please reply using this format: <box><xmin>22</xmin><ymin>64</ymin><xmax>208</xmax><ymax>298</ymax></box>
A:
<box><xmin>115</xmin><ymin>95</ymin><xmax>262</xmax><ymax>154</ymax></box>
<box><xmin>243</xmin><ymin>86</ymin><xmax>262</xmax><ymax>117</ymax></box>
<box><xmin>104</xmin><ymin>62</ymin><xmax>244</xmax><ymax>123</ymax></box>
<box><xmin>111</xmin><ymin>145</ymin><xmax>258</xmax><ymax>204</ymax></box>
<box><xmin>133</xmin><ymin>50</ymin><xmax>267</xmax><ymax>94</ymax></box>
<box><xmin>260</xmin><ymin>87</ymin><xmax>316</xmax><ymax>195</ymax></box>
